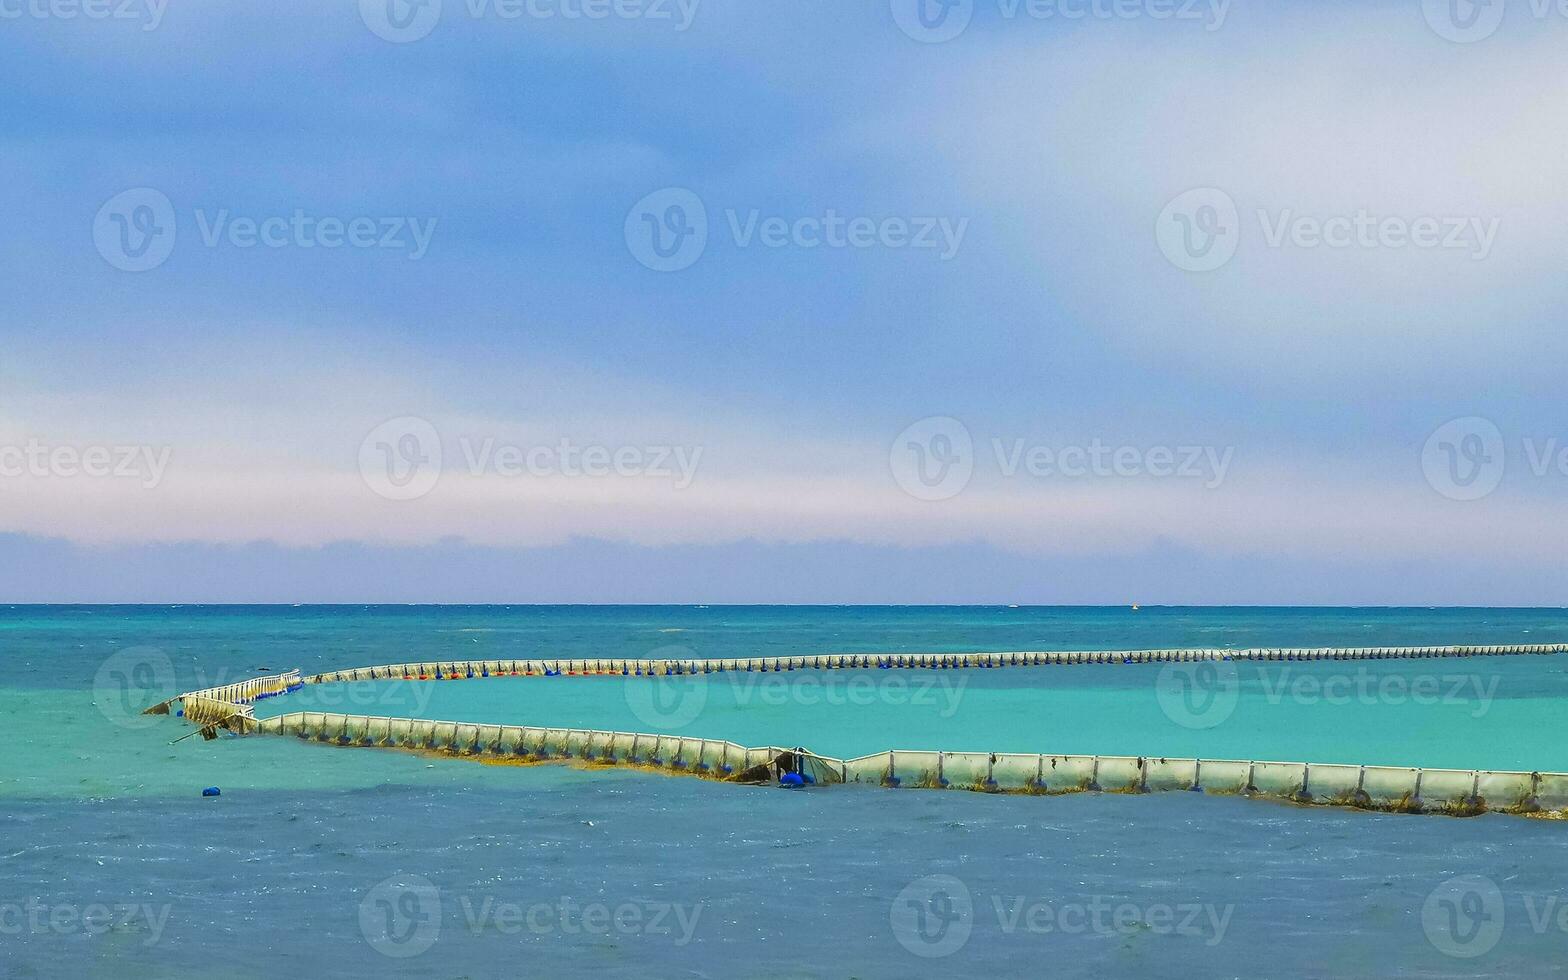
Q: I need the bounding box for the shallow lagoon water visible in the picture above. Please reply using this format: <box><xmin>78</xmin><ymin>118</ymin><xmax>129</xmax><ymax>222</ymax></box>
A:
<box><xmin>7</xmin><ymin>606</ymin><xmax>1568</xmax><ymax>977</ymax></box>
<box><xmin>262</xmin><ymin>656</ymin><xmax>1568</xmax><ymax>772</ymax></box>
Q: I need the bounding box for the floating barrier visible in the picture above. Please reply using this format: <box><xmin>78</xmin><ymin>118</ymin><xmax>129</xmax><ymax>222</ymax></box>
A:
<box><xmin>242</xmin><ymin>711</ymin><xmax>844</xmax><ymax>785</ymax></box>
<box><xmin>226</xmin><ymin>709</ymin><xmax>1568</xmax><ymax>817</ymax></box>
<box><xmin>144</xmin><ymin>669</ymin><xmax>304</xmax><ymax>716</ymax></box>
<box><xmin>148</xmin><ymin>644</ymin><xmax>1568</xmax><ymax>818</ymax></box>
<box><xmin>298</xmin><ymin>644</ymin><xmax>1568</xmax><ymax>686</ymax></box>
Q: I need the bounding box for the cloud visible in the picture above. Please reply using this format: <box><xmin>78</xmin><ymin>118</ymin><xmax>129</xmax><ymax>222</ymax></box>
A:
<box><xmin>901</xmin><ymin>7</ymin><xmax>1568</xmax><ymax>385</ymax></box>
<box><xmin>4</xmin><ymin>336</ymin><xmax>1568</xmax><ymax>570</ymax></box>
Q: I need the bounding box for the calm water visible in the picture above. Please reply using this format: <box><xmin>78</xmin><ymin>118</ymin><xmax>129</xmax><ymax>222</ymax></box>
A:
<box><xmin>6</xmin><ymin>605</ymin><xmax>1568</xmax><ymax>977</ymax></box>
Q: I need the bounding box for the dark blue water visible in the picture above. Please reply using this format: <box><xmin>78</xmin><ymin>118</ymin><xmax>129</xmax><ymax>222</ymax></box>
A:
<box><xmin>5</xmin><ymin>606</ymin><xmax>1568</xmax><ymax>977</ymax></box>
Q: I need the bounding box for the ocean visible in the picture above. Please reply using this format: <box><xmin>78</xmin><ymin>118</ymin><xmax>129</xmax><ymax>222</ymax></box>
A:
<box><xmin>5</xmin><ymin>605</ymin><xmax>1568</xmax><ymax>977</ymax></box>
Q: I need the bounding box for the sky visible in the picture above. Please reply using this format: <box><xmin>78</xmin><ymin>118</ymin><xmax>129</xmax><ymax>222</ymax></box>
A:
<box><xmin>3</xmin><ymin>0</ymin><xmax>1567</xmax><ymax>603</ymax></box>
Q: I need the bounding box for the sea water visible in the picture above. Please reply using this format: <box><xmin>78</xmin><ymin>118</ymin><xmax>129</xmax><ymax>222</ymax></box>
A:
<box><xmin>5</xmin><ymin>605</ymin><xmax>1568</xmax><ymax>977</ymax></box>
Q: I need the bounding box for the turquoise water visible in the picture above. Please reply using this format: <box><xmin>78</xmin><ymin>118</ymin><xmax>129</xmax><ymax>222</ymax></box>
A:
<box><xmin>7</xmin><ymin>606</ymin><xmax>1568</xmax><ymax>977</ymax></box>
<box><xmin>262</xmin><ymin>657</ymin><xmax>1568</xmax><ymax>771</ymax></box>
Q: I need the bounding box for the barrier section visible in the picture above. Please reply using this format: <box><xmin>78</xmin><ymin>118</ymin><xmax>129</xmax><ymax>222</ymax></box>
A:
<box><xmin>1092</xmin><ymin>756</ymin><xmax>1143</xmax><ymax>793</ymax></box>
<box><xmin>1251</xmin><ymin>762</ymin><xmax>1307</xmax><ymax>798</ymax></box>
<box><xmin>216</xmin><ymin>710</ymin><xmax>1568</xmax><ymax>818</ymax></box>
<box><xmin>844</xmin><ymin>753</ymin><xmax>892</xmax><ymax>786</ymax></box>
<box><xmin>1535</xmin><ymin>774</ymin><xmax>1568</xmax><ymax>811</ymax></box>
<box><xmin>1038</xmin><ymin>755</ymin><xmax>1096</xmax><ymax>793</ymax></box>
<box><xmin>1302</xmin><ymin>763</ymin><xmax>1361</xmax><ymax>804</ymax></box>
<box><xmin>1477</xmin><ymin>771</ymin><xmax>1536</xmax><ymax>813</ymax></box>
<box><xmin>991</xmin><ymin>754</ymin><xmax>1042</xmax><ymax>792</ymax></box>
<box><xmin>890</xmin><ymin>750</ymin><xmax>943</xmax><ymax>789</ymax></box>
<box><xmin>154</xmin><ymin>647</ymin><xmax>1568</xmax><ymax>819</ymax></box>
<box><xmin>292</xmin><ymin>644</ymin><xmax>1568</xmax><ymax>691</ymax></box>
<box><xmin>1419</xmin><ymin>769</ymin><xmax>1480</xmax><ymax>811</ymax></box>
<box><xmin>1194</xmin><ymin>760</ymin><xmax>1251</xmax><ymax>795</ymax></box>
<box><xmin>939</xmin><ymin>752</ymin><xmax>992</xmax><ymax>790</ymax></box>
<box><xmin>1145</xmin><ymin>758</ymin><xmax>1197</xmax><ymax>793</ymax></box>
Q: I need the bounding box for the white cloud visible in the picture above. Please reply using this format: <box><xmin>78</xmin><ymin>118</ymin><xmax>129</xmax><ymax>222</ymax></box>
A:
<box><xmin>896</xmin><ymin>8</ymin><xmax>1568</xmax><ymax>385</ymax></box>
<box><xmin>4</xmin><ymin>338</ymin><xmax>1568</xmax><ymax>567</ymax></box>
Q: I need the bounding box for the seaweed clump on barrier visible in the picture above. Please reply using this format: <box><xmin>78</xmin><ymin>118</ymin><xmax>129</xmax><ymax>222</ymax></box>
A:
<box><xmin>1435</xmin><ymin>796</ymin><xmax>1488</xmax><ymax>818</ymax></box>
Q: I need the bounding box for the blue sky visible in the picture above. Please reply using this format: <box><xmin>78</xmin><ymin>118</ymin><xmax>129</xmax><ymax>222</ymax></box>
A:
<box><xmin>3</xmin><ymin>0</ymin><xmax>1567</xmax><ymax>602</ymax></box>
